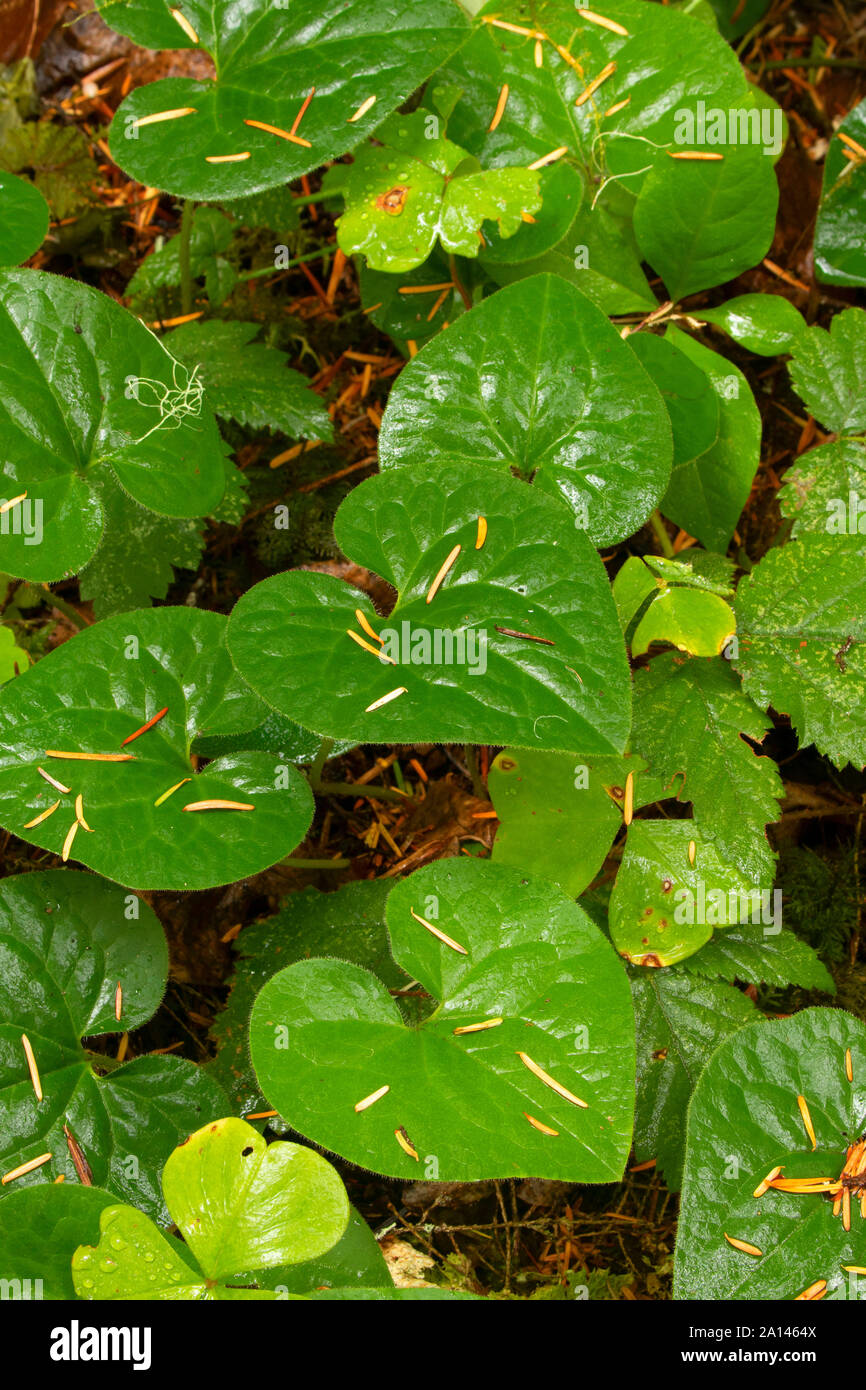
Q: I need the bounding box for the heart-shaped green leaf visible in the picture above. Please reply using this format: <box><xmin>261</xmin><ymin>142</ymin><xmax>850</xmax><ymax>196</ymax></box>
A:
<box><xmin>627</xmin><ymin>332</ymin><xmax>720</xmax><ymax>487</ymax></box>
<box><xmin>657</xmin><ymin>326</ymin><xmax>760</xmax><ymax>553</ymax></box>
<box><xmin>675</xmin><ymin>1008</ymin><xmax>866</xmax><ymax>1299</ymax></box>
<box><xmin>0</xmin><ymin>1184</ymin><xmax>118</xmax><ymax>1299</ymax></box>
<box><xmin>610</xmin><ymin>821</ymin><xmax>764</xmax><ymax>967</ymax></box>
<box><xmin>104</xmin><ymin>0</ymin><xmax>470</xmax><ymax>200</ymax></box>
<box><xmin>227</xmin><ymin>463</ymin><xmax>631</xmax><ymax>754</ymax></box>
<box><xmin>0</xmin><ymin>870</ymin><xmax>226</xmax><ymax>1221</ymax></box>
<box><xmin>0</xmin><ymin>607</ymin><xmax>314</xmax><ymax>889</ymax></box>
<box><xmin>249</xmin><ymin>858</ymin><xmax>636</xmax><ymax>1182</ymax></box>
<box><xmin>694</xmin><ymin>292</ymin><xmax>806</xmax><ymax>356</ymax></box>
<box><xmin>337</xmin><ymin>111</ymin><xmax>540</xmax><ymax>272</ymax></box>
<box><xmin>0</xmin><ymin>171</ymin><xmax>49</xmax><ymax>265</ymax></box>
<box><xmin>488</xmin><ymin>748</ymin><xmax>666</xmax><ymax>897</ymax></box>
<box><xmin>377</xmin><ymin>275</ymin><xmax>672</xmax><ymax>544</ymax></box>
<box><xmin>734</xmin><ymin>534</ymin><xmax>866</xmax><ymax>769</ymax></box>
<box><xmin>72</xmin><ymin>1117</ymin><xmax>351</xmax><ymax>1299</ymax></box>
<box><xmin>815</xmin><ymin>100</ymin><xmax>866</xmax><ymax>288</ymax></box>
<box><xmin>478</xmin><ymin>161</ymin><xmax>582</xmax><ymax>265</ymax></box>
<box><xmin>631</xmin><ymin>970</ymin><xmax>757</xmax><ymax>1189</ymax></box>
<box><xmin>0</xmin><ymin>268</ymin><xmax>225</xmax><ymax>583</ymax></box>
<box><xmin>632</xmin><ymin>653</ymin><xmax>783</xmax><ymax>882</ymax></box>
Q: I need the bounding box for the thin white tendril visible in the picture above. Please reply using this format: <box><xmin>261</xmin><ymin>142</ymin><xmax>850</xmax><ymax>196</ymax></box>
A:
<box><xmin>125</xmin><ymin>354</ymin><xmax>204</xmax><ymax>445</ymax></box>
<box><xmin>589</xmin><ymin>130</ymin><xmax>670</xmax><ymax>209</ymax></box>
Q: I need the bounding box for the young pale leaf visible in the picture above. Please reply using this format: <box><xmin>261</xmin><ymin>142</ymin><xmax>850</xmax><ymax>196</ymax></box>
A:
<box><xmin>0</xmin><ymin>1184</ymin><xmax>118</xmax><ymax>1299</ymax></box>
<box><xmin>632</xmin><ymin>653</ymin><xmax>783</xmax><ymax>883</ymax></box>
<box><xmin>633</xmin><ymin>139</ymin><xmax>779</xmax><ymax>300</ymax></box>
<box><xmin>162</xmin><ymin>1117</ymin><xmax>349</xmax><ymax>1279</ymax></box>
<box><xmin>0</xmin><ymin>269</ymin><xmax>225</xmax><ymax>583</ymax></box>
<box><xmin>77</xmin><ymin>473</ymin><xmax>204</xmax><ymax>620</ymax></box>
<box><xmin>105</xmin><ymin>0</ymin><xmax>470</xmax><ymax>200</ymax></box>
<box><xmin>488</xmin><ymin>748</ymin><xmax>667</xmax><ymax>897</ymax></box>
<box><xmin>0</xmin><ymin>870</ymin><xmax>225</xmax><ymax>1221</ymax></box>
<box><xmin>250</xmin><ymin>1206</ymin><xmax>392</xmax><ymax>1296</ymax></box>
<box><xmin>0</xmin><ymin>607</ymin><xmax>314</xmax><ymax>890</ymax></box>
<box><xmin>734</xmin><ymin>534</ymin><xmax>866</xmax><ymax>768</ymax></box>
<box><xmin>658</xmin><ymin>327</ymin><xmax>760</xmax><ymax>553</ymax></box>
<box><xmin>631</xmin><ymin>588</ymin><xmax>735</xmax><ymax>658</ymax></box>
<box><xmin>693</xmin><ymin>292</ymin><xmax>806</xmax><ymax>356</ymax></box>
<box><xmin>73</xmin><ymin>1118</ymin><xmax>351</xmax><ymax>1300</ymax></box>
<box><xmin>814</xmin><ymin>100</ymin><xmax>866</xmax><ymax>287</ymax></box>
<box><xmin>378</xmin><ymin>275</ymin><xmax>672</xmax><ymax>545</ymax></box>
<box><xmin>337</xmin><ymin>111</ymin><xmax>540</xmax><ymax>272</ymax></box>
<box><xmin>228</xmin><ymin>464</ymin><xmax>631</xmax><ymax>754</ymax></box>
<box><xmin>209</xmin><ymin>880</ymin><xmax>402</xmax><ymax>1123</ymax></box>
<box><xmin>675</xmin><ymin>1008</ymin><xmax>866</xmax><ymax>1300</ymax></box>
<box><xmin>787</xmin><ymin>307</ymin><xmax>866</xmax><ymax>433</ymax></box>
<box><xmin>779</xmin><ymin>441</ymin><xmax>866</xmax><ymax>537</ymax></box>
<box><xmin>166</xmin><ymin>320</ymin><xmax>333</xmax><ymax>442</ymax></box>
<box><xmin>249</xmin><ymin>858</ymin><xmax>636</xmax><ymax>1182</ymax></box>
<box><xmin>610</xmin><ymin>821</ymin><xmax>763</xmax><ymax>967</ymax></box>
<box><xmin>0</xmin><ymin>171</ymin><xmax>48</xmax><ymax>265</ymax></box>
<box><xmin>631</xmin><ymin>970</ymin><xmax>757</xmax><ymax>1189</ymax></box>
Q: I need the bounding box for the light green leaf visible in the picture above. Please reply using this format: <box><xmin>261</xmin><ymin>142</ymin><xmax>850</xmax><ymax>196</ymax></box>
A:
<box><xmin>610</xmin><ymin>820</ymin><xmax>762</xmax><ymax>967</ymax></box>
<box><xmin>166</xmin><ymin>320</ymin><xmax>332</xmax><ymax>441</ymax></box>
<box><xmin>659</xmin><ymin>326</ymin><xmax>761</xmax><ymax>552</ymax></box>
<box><xmin>105</xmin><ymin>0</ymin><xmax>471</xmax><ymax>200</ymax></box>
<box><xmin>249</xmin><ymin>858</ymin><xmax>636</xmax><ymax>1182</ymax></box>
<box><xmin>0</xmin><ymin>171</ymin><xmax>48</xmax><ymax>265</ymax></box>
<box><xmin>675</xmin><ymin>1008</ymin><xmax>866</xmax><ymax>1299</ymax></box>
<box><xmin>0</xmin><ymin>607</ymin><xmax>314</xmax><ymax>889</ymax></box>
<box><xmin>162</xmin><ymin>1117</ymin><xmax>349</xmax><ymax>1278</ymax></box>
<box><xmin>227</xmin><ymin>463</ymin><xmax>631</xmax><ymax>754</ymax></box>
<box><xmin>488</xmin><ymin>747</ymin><xmax>666</xmax><ymax>897</ymax></box>
<box><xmin>338</xmin><ymin>111</ymin><xmax>540</xmax><ymax>272</ymax></box>
<box><xmin>734</xmin><ymin>534</ymin><xmax>866</xmax><ymax>768</ymax></box>
<box><xmin>0</xmin><ymin>268</ymin><xmax>225</xmax><ymax>583</ymax></box>
<box><xmin>378</xmin><ymin>275</ymin><xmax>672</xmax><ymax>545</ymax></box>
<box><xmin>632</xmin><ymin>653</ymin><xmax>783</xmax><ymax>882</ymax></box>
<box><xmin>74</xmin><ymin>1205</ymin><xmax>206</xmax><ymax>1300</ymax></box>
<box><xmin>0</xmin><ymin>870</ymin><xmax>226</xmax><ymax>1221</ymax></box>
<box><xmin>694</xmin><ymin>292</ymin><xmax>806</xmax><ymax>355</ymax></box>
<box><xmin>0</xmin><ymin>624</ymin><xmax>30</xmax><ymax>682</ymax></box>
<box><xmin>479</xmin><ymin>161</ymin><xmax>582</xmax><ymax>264</ymax></box>
<box><xmin>631</xmin><ymin>587</ymin><xmax>736</xmax><ymax>658</ymax></box>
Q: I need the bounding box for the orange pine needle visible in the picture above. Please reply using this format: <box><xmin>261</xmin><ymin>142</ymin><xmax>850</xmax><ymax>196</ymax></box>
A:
<box><xmin>489</xmin><ymin>84</ymin><xmax>510</xmax><ymax>132</ymax></box>
<box><xmin>667</xmin><ymin>151</ymin><xmax>725</xmax><ymax>161</ymax></box>
<box><xmin>354</xmin><ymin>1085</ymin><xmax>389</xmax><ymax>1112</ymax></box>
<box><xmin>46</xmin><ymin>751</ymin><xmax>134</xmax><ymax>762</ymax></box>
<box><xmin>0</xmin><ymin>491</ymin><xmax>27</xmax><ymax>514</ymax></box>
<box><xmin>290</xmin><ymin>86</ymin><xmax>315</xmax><ymax>138</ymax></box>
<box><xmin>205</xmin><ymin>152</ymin><xmax>251</xmax><ymax>163</ymax></box>
<box><xmin>528</xmin><ymin>146</ymin><xmax>568</xmax><ymax>171</ymax></box>
<box><xmin>182</xmin><ymin>800</ymin><xmax>255</xmax><ymax>812</ymax></box>
<box><xmin>394</xmin><ymin>1127</ymin><xmax>419</xmax><ymax>1161</ymax></box>
<box><xmin>38</xmin><ymin>767</ymin><xmax>71</xmax><ymax>794</ymax></box>
<box><xmin>347</xmin><ymin>629</ymin><xmax>396</xmax><ymax>663</ymax></box>
<box><xmin>397</xmin><ymin>282</ymin><xmax>455</xmax><ymax>295</ymax></box>
<box><xmin>623</xmin><ymin>771</ymin><xmax>634</xmax><ymax>826</ymax></box>
<box><xmin>410</xmin><ymin>906</ymin><xmax>468</xmax><ymax>955</ymax></box>
<box><xmin>846</xmin><ymin>1048</ymin><xmax>854</xmax><ymax>1082</ymax></box>
<box><xmin>365</xmin><ymin>686</ymin><xmax>407</xmax><ymax>712</ymax></box>
<box><xmin>121</xmin><ymin>707</ymin><xmax>169</xmax><ymax>746</ymax></box>
<box><xmin>243</xmin><ymin>118</ymin><xmax>311</xmax><ymax>148</ymax></box>
<box><xmin>795</xmin><ymin>1279</ymin><xmax>827</xmax><ymax>1301</ymax></box>
<box><xmin>24</xmin><ymin>800</ymin><xmax>60</xmax><ymax>829</ymax></box>
<box><xmin>517</xmin><ymin>1052</ymin><xmax>588</xmax><ymax>1108</ymax></box>
<box><xmin>74</xmin><ymin>794</ymin><xmax>92</xmax><ymax>832</ymax></box>
<box><xmin>114</xmin><ymin>982</ymin><xmax>123</xmax><ymax>1022</ymax></box>
<box><xmin>426</xmin><ymin>543</ymin><xmax>461</xmax><ymax>603</ymax></box>
<box><xmin>580</xmin><ymin>9</ymin><xmax>629</xmax><ymax>36</ymax></box>
<box><xmin>724</xmin><ymin>1234</ymin><xmax>762</xmax><ymax>1257</ymax></box>
<box><xmin>453</xmin><ymin>1019</ymin><xmax>503</xmax><ymax>1035</ymax></box>
<box><xmin>575</xmin><ymin>61</ymin><xmax>616</xmax><ymax>108</ymax></box>
<box><xmin>154</xmin><ymin>778</ymin><xmax>191</xmax><ymax>807</ymax></box>
<box><xmin>61</xmin><ymin>820</ymin><xmax>79</xmax><ymax>863</ymax></box>
<box><xmin>797</xmin><ymin>1094</ymin><xmax>817</xmax><ymax>1149</ymax></box>
<box><xmin>134</xmin><ymin>107</ymin><xmax>196</xmax><ymax>128</ymax></box>
<box><xmin>524</xmin><ymin>1112</ymin><xmax>559</xmax><ymax>1137</ymax></box>
<box><xmin>169</xmin><ymin>7</ymin><xmax>199</xmax><ymax>43</ymax></box>
<box><xmin>355</xmin><ymin>609</ymin><xmax>383</xmax><ymax>644</ymax></box>
<box><xmin>21</xmin><ymin>1034</ymin><xmax>42</xmax><ymax>1101</ymax></box>
<box><xmin>2</xmin><ymin>1152</ymin><xmax>52</xmax><ymax>1185</ymax></box>
<box><xmin>348</xmin><ymin>95</ymin><xmax>377</xmax><ymax>124</ymax></box>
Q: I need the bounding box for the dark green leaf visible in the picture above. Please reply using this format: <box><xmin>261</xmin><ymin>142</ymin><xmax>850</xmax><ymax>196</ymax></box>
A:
<box><xmin>249</xmin><ymin>858</ymin><xmax>636</xmax><ymax>1181</ymax></box>
<box><xmin>378</xmin><ymin>275</ymin><xmax>672</xmax><ymax>545</ymax></box>
<box><xmin>0</xmin><ymin>607</ymin><xmax>314</xmax><ymax>889</ymax></box>
<box><xmin>815</xmin><ymin>99</ymin><xmax>866</xmax><ymax>288</ymax></box>
<box><xmin>0</xmin><ymin>1184</ymin><xmax>117</xmax><ymax>1299</ymax></box>
<box><xmin>227</xmin><ymin>463</ymin><xmax>632</xmax><ymax>754</ymax></box>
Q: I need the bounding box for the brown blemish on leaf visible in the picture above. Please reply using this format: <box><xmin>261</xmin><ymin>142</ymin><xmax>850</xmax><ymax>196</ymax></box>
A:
<box><xmin>377</xmin><ymin>184</ymin><xmax>410</xmax><ymax>215</ymax></box>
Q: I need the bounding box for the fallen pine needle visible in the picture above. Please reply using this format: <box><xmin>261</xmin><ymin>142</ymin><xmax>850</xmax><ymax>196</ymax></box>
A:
<box><xmin>74</xmin><ymin>794</ymin><xmax>92</xmax><ymax>832</ymax></box>
<box><xmin>724</xmin><ymin>1234</ymin><xmax>762</xmax><ymax>1257</ymax></box>
<box><xmin>182</xmin><ymin>800</ymin><xmax>255</xmax><ymax>812</ymax></box>
<box><xmin>121</xmin><ymin>707</ymin><xmax>169</xmax><ymax>746</ymax></box>
<box><xmin>354</xmin><ymin>1085</ymin><xmax>389</xmax><ymax>1112</ymax></box>
<box><xmin>24</xmin><ymin>800</ymin><xmax>60</xmax><ymax>828</ymax></box>
<box><xmin>524</xmin><ymin>1112</ymin><xmax>559</xmax><ymax>1136</ymax></box>
<box><xmin>797</xmin><ymin>1093</ymin><xmax>817</xmax><ymax>1149</ymax></box>
<box><xmin>38</xmin><ymin>767</ymin><xmax>71</xmax><ymax>794</ymax></box>
<box><xmin>453</xmin><ymin>1019</ymin><xmax>503</xmax><ymax>1035</ymax></box>
<box><xmin>410</xmin><ymin>906</ymin><xmax>468</xmax><ymax>955</ymax></box>
<box><xmin>46</xmin><ymin>751</ymin><xmax>134</xmax><ymax>762</ymax></box>
<box><xmin>394</xmin><ymin>1127</ymin><xmax>419</xmax><ymax>1161</ymax></box>
<box><xmin>348</xmin><ymin>95</ymin><xmax>377</xmax><ymax>124</ymax></box>
<box><xmin>365</xmin><ymin>686</ymin><xmax>407</xmax><ymax>713</ymax></box>
<box><xmin>21</xmin><ymin>1034</ymin><xmax>42</xmax><ymax>1101</ymax></box>
<box><xmin>170</xmin><ymin>7</ymin><xmax>199</xmax><ymax>42</ymax></box>
<box><xmin>244</xmin><ymin>118</ymin><xmax>311</xmax><ymax>147</ymax></box>
<box><xmin>426</xmin><ymin>544</ymin><xmax>462</xmax><ymax>603</ymax></box>
<box><xmin>2</xmin><ymin>1152</ymin><xmax>52</xmax><ymax>1184</ymax></box>
<box><xmin>61</xmin><ymin>820</ymin><xmax>79</xmax><ymax>863</ymax></box>
<box><xmin>154</xmin><ymin>778</ymin><xmax>191</xmax><ymax>807</ymax></box>
<box><xmin>517</xmin><ymin>1052</ymin><xmax>588</xmax><ymax>1108</ymax></box>
<box><xmin>528</xmin><ymin>146</ymin><xmax>568</xmax><ymax>171</ymax></box>
<box><xmin>489</xmin><ymin>84</ymin><xmax>509</xmax><ymax>132</ymax></box>
<box><xmin>134</xmin><ymin>107</ymin><xmax>196</xmax><ymax>128</ymax></box>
